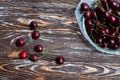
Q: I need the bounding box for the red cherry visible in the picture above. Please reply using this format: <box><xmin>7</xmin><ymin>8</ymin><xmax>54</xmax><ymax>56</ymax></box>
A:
<box><xmin>84</xmin><ymin>11</ymin><xmax>91</xmax><ymax>19</ymax></box>
<box><xmin>29</xmin><ymin>54</ymin><xmax>38</xmax><ymax>62</ymax></box>
<box><xmin>80</xmin><ymin>3</ymin><xmax>89</xmax><ymax>11</ymax></box>
<box><xmin>108</xmin><ymin>1</ymin><xmax>117</xmax><ymax>9</ymax></box>
<box><xmin>91</xmin><ymin>11</ymin><xmax>96</xmax><ymax>19</ymax></box>
<box><xmin>108</xmin><ymin>16</ymin><xmax>116</xmax><ymax>24</ymax></box>
<box><xmin>34</xmin><ymin>45</ymin><xmax>43</xmax><ymax>52</ymax></box>
<box><xmin>55</xmin><ymin>56</ymin><xmax>64</xmax><ymax>64</ymax></box>
<box><xmin>29</xmin><ymin>21</ymin><xmax>38</xmax><ymax>30</ymax></box>
<box><xmin>19</xmin><ymin>51</ymin><xmax>28</xmax><ymax>59</ymax></box>
<box><xmin>16</xmin><ymin>38</ymin><xmax>25</xmax><ymax>47</ymax></box>
<box><xmin>32</xmin><ymin>31</ymin><xmax>40</xmax><ymax>40</ymax></box>
<box><xmin>85</xmin><ymin>19</ymin><xmax>93</xmax><ymax>27</ymax></box>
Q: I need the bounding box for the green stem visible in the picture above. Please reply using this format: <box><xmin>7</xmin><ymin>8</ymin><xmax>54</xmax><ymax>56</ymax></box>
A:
<box><xmin>110</xmin><ymin>13</ymin><xmax>120</xmax><ymax>19</ymax></box>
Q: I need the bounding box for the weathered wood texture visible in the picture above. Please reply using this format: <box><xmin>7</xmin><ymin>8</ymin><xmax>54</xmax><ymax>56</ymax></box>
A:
<box><xmin>0</xmin><ymin>0</ymin><xmax>120</xmax><ymax>80</ymax></box>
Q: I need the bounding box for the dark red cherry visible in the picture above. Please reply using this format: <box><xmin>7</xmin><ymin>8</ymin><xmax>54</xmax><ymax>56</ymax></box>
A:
<box><xmin>116</xmin><ymin>37</ymin><xmax>120</xmax><ymax>45</ymax></box>
<box><xmin>104</xmin><ymin>28</ymin><xmax>110</xmax><ymax>35</ymax></box>
<box><xmin>55</xmin><ymin>56</ymin><xmax>64</xmax><ymax>64</ymax></box>
<box><xmin>96</xmin><ymin>6</ymin><xmax>105</xmax><ymax>14</ymax></box>
<box><xmin>117</xmin><ymin>4</ymin><xmax>120</xmax><ymax>10</ymax></box>
<box><xmin>98</xmin><ymin>17</ymin><xmax>106</xmax><ymax>23</ymax></box>
<box><xmin>96</xmin><ymin>37</ymin><xmax>105</xmax><ymax>44</ymax></box>
<box><xmin>16</xmin><ymin>38</ymin><xmax>25</xmax><ymax>47</ymax></box>
<box><xmin>113</xmin><ymin>10</ymin><xmax>120</xmax><ymax>17</ymax></box>
<box><xmin>90</xmin><ymin>11</ymin><xmax>96</xmax><ymax>19</ymax></box>
<box><xmin>108</xmin><ymin>16</ymin><xmax>116</xmax><ymax>24</ymax></box>
<box><xmin>108</xmin><ymin>44</ymin><xmax>119</xmax><ymax>50</ymax></box>
<box><xmin>29</xmin><ymin>21</ymin><xmax>38</xmax><ymax>30</ymax></box>
<box><xmin>98</xmin><ymin>28</ymin><xmax>106</xmax><ymax>36</ymax></box>
<box><xmin>29</xmin><ymin>54</ymin><xmax>38</xmax><ymax>62</ymax></box>
<box><xmin>32</xmin><ymin>31</ymin><xmax>40</xmax><ymax>40</ymax></box>
<box><xmin>108</xmin><ymin>1</ymin><xmax>117</xmax><ymax>9</ymax></box>
<box><xmin>80</xmin><ymin>3</ymin><xmax>89</xmax><ymax>11</ymax></box>
<box><xmin>101</xmin><ymin>0</ymin><xmax>108</xmax><ymax>4</ymax></box>
<box><xmin>116</xmin><ymin>19</ymin><xmax>120</xmax><ymax>26</ymax></box>
<box><xmin>85</xmin><ymin>19</ymin><xmax>92</xmax><ymax>27</ymax></box>
<box><xmin>19</xmin><ymin>51</ymin><xmax>28</xmax><ymax>59</ymax></box>
<box><xmin>101</xmin><ymin>0</ymin><xmax>108</xmax><ymax>9</ymax></box>
<box><xmin>109</xmin><ymin>38</ymin><xmax>116</xmax><ymax>44</ymax></box>
<box><xmin>103</xmin><ymin>11</ymin><xmax>109</xmax><ymax>18</ymax></box>
<box><xmin>34</xmin><ymin>45</ymin><xmax>43</xmax><ymax>52</ymax></box>
<box><xmin>84</xmin><ymin>11</ymin><xmax>91</xmax><ymax>19</ymax></box>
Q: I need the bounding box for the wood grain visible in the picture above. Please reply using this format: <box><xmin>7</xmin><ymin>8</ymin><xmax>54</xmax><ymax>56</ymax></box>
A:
<box><xmin>0</xmin><ymin>0</ymin><xmax>120</xmax><ymax>80</ymax></box>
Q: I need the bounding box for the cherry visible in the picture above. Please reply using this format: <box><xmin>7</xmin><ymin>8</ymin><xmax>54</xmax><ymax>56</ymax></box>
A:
<box><xmin>108</xmin><ymin>44</ymin><xmax>119</xmax><ymax>50</ymax></box>
<box><xmin>117</xmin><ymin>3</ymin><xmax>120</xmax><ymax>10</ymax></box>
<box><xmin>101</xmin><ymin>0</ymin><xmax>108</xmax><ymax>9</ymax></box>
<box><xmin>98</xmin><ymin>17</ymin><xmax>106</xmax><ymax>23</ymax></box>
<box><xmin>32</xmin><ymin>31</ymin><xmax>40</xmax><ymax>40</ymax></box>
<box><xmin>104</xmin><ymin>28</ymin><xmax>110</xmax><ymax>35</ymax></box>
<box><xmin>108</xmin><ymin>1</ymin><xmax>117</xmax><ymax>9</ymax></box>
<box><xmin>96</xmin><ymin>37</ymin><xmax>105</xmax><ymax>44</ymax></box>
<box><xmin>113</xmin><ymin>10</ymin><xmax>120</xmax><ymax>17</ymax></box>
<box><xmin>90</xmin><ymin>11</ymin><xmax>96</xmax><ymax>19</ymax></box>
<box><xmin>16</xmin><ymin>38</ymin><xmax>25</xmax><ymax>47</ymax></box>
<box><xmin>19</xmin><ymin>51</ymin><xmax>28</xmax><ymax>59</ymax></box>
<box><xmin>86</xmin><ymin>27</ymin><xmax>94</xmax><ymax>33</ymax></box>
<box><xmin>109</xmin><ymin>38</ymin><xmax>116</xmax><ymax>44</ymax></box>
<box><xmin>116</xmin><ymin>19</ymin><xmax>120</xmax><ymax>26</ymax></box>
<box><xmin>34</xmin><ymin>45</ymin><xmax>43</xmax><ymax>52</ymax></box>
<box><xmin>96</xmin><ymin>6</ymin><xmax>105</xmax><ymax>14</ymax></box>
<box><xmin>55</xmin><ymin>56</ymin><xmax>64</xmax><ymax>64</ymax></box>
<box><xmin>29</xmin><ymin>54</ymin><xmax>38</xmax><ymax>62</ymax></box>
<box><xmin>103</xmin><ymin>11</ymin><xmax>109</xmax><ymax>18</ymax></box>
<box><xmin>84</xmin><ymin>11</ymin><xmax>91</xmax><ymax>19</ymax></box>
<box><xmin>108</xmin><ymin>16</ymin><xmax>116</xmax><ymax>24</ymax></box>
<box><xmin>116</xmin><ymin>37</ymin><xmax>120</xmax><ymax>45</ymax></box>
<box><xmin>80</xmin><ymin>3</ymin><xmax>89</xmax><ymax>11</ymax></box>
<box><xmin>97</xmin><ymin>28</ymin><xmax>106</xmax><ymax>36</ymax></box>
<box><xmin>85</xmin><ymin>19</ymin><xmax>92</xmax><ymax>27</ymax></box>
<box><xmin>101</xmin><ymin>0</ymin><xmax>108</xmax><ymax>4</ymax></box>
<box><xmin>116</xmin><ymin>3</ymin><xmax>120</xmax><ymax>10</ymax></box>
<box><xmin>29</xmin><ymin>21</ymin><xmax>38</xmax><ymax>30</ymax></box>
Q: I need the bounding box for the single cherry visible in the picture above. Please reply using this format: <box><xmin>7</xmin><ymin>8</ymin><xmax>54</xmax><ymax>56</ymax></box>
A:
<box><xmin>84</xmin><ymin>11</ymin><xmax>91</xmax><ymax>19</ymax></box>
<box><xmin>55</xmin><ymin>56</ymin><xmax>64</xmax><ymax>64</ymax></box>
<box><xmin>108</xmin><ymin>16</ymin><xmax>116</xmax><ymax>24</ymax></box>
<box><xmin>85</xmin><ymin>19</ymin><xmax>92</xmax><ymax>27</ymax></box>
<box><xmin>16</xmin><ymin>38</ymin><xmax>25</xmax><ymax>47</ymax></box>
<box><xmin>108</xmin><ymin>1</ymin><xmax>117</xmax><ymax>9</ymax></box>
<box><xmin>29</xmin><ymin>54</ymin><xmax>38</xmax><ymax>62</ymax></box>
<box><xmin>34</xmin><ymin>45</ymin><xmax>43</xmax><ymax>52</ymax></box>
<box><xmin>90</xmin><ymin>11</ymin><xmax>96</xmax><ymax>19</ymax></box>
<box><xmin>29</xmin><ymin>21</ymin><xmax>38</xmax><ymax>30</ymax></box>
<box><xmin>19</xmin><ymin>51</ymin><xmax>28</xmax><ymax>59</ymax></box>
<box><xmin>80</xmin><ymin>3</ymin><xmax>89</xmax><ymax>11</ymax></box>
<box><xmin>32</xmin><ymin>31</ymin><xmax>40</xmax><ymax>40</ymax></box>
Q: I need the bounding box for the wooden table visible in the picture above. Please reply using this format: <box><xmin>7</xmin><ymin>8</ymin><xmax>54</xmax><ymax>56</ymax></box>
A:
<box><xmin>0</xmin><ymin>0</ymin><xmax>120</xmax><ymax>80</ymax></box>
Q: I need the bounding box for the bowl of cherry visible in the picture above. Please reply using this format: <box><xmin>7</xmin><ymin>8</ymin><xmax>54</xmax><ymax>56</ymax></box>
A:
<box><xmin>75</xmin><ymin>0</ymin><xmax>120</xmax><ymax>55</ymax></box>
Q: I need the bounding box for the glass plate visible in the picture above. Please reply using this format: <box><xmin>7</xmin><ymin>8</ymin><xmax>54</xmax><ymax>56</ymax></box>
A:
<box><xmin>75</xmin><ymin>0</ymin><xmax>120</xmax><ymax>55</ymax></box>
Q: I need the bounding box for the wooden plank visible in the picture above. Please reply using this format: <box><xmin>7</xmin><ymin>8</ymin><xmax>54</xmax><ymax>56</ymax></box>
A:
<box><xmin>0</xmin><ymin>0</ymin><xmax>120</xmax><ymax>80</ymax></box>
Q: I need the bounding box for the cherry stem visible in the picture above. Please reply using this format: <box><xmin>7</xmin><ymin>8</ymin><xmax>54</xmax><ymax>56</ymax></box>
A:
<box><xmin>106</xmin><ymin>3</ymin><xmax>109</xmax><ymax>11</ymax></box>
<box><xmin>110</xmin><ymin>13</ymin><xmax>120</xmax><ymax>19</ymax></box>
<box><xmin>106</xmin><ymin>34</ymin><xmax>117</xmax><ymax>38</ymax></box>
<box><xmin>98</xmin><ymin>0</ymin><xmax>103</xmax><ymax>7</ymax></box>
<box><xmin>109</xmin><ymin>24</ymin><xmax>114</xmax><ymax>28</ymax></box>
<box><xmin>100</xmin><ymin>23</ymin><xmax>107</xmax><ymax>28</ymax></box>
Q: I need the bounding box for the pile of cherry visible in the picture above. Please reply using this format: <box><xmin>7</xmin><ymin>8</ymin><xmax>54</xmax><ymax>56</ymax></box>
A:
<box><xmin>80</xmin><ymin>0</ymin><xmax>120</xmax><ymax>50</ymax></box>
<box><xmin>15</xmin><ymin>21</ymin><xmax>64</xmax><ymax>64</ymax></box>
